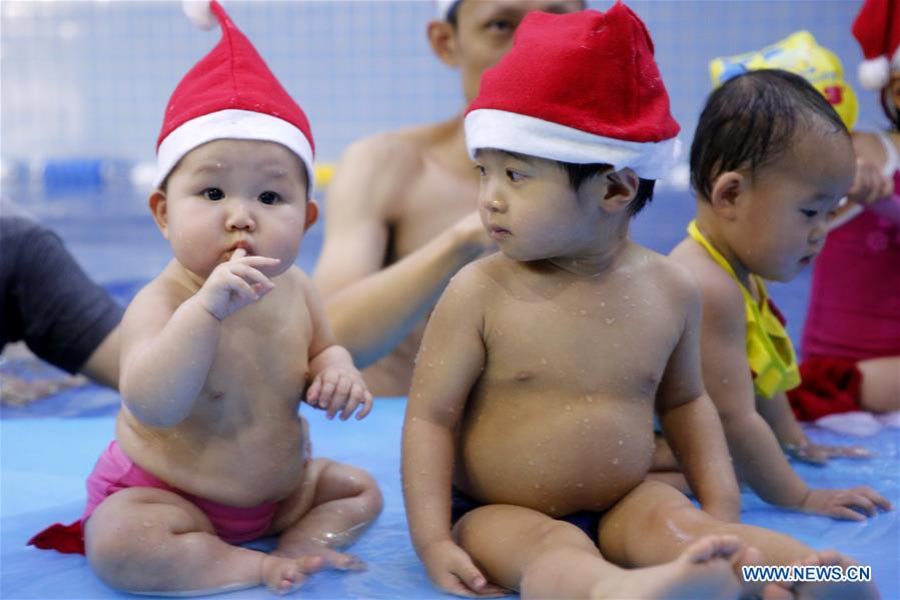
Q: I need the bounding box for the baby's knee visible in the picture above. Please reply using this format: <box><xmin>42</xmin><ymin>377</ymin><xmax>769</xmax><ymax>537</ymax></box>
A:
<box><xmin>332</xmin><ymin>462</ymin><xmax>383</xmax><ymax>519</ymax></box>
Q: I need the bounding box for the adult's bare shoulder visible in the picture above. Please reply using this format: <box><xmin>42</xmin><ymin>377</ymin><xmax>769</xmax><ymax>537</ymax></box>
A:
<box><xmin>331</xmin><ymin>128</ymin><xmax>429</xmax><ymax>211</ymax></box>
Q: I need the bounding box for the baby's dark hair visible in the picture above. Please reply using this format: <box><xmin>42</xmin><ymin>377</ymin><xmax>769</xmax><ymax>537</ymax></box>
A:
<box><xmin>559</xmin><ymin>162</ymin><xmax>655</xmax><ymax>215</ymax></box>
<box><xmin>689</xmin><ymin>69</ymin><xmax>849</xmax><ymax>200</ymax></box>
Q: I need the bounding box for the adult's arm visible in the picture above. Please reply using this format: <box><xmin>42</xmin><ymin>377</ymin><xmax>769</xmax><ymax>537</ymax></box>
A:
<box><xmin>0</xmin><ymin>216</ymin><xmax>123</xmax><ymax>386</ymax></box>
<box><xmin>313</xmin><ymin>136</ymin><xmax>487</xmax><ymax>368</ymax></box>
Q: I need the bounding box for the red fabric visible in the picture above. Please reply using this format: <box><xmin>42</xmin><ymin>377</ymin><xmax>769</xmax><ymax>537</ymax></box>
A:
<box><xmin>156</xmin><ymin>0</ymin><xmax>313</xmax><ymax>154</ymax></box>
<box><xmin>787</xmin><ymin>357</ymin><xmax>863</xmax><ymax>421</ymax></box>
<box><xmin>27</xmin><ymin>521</ymin><xmax>85</xmax><ymax>555</ymax></box>
<box><xmin>852</xmin><ymin>0</ymin><xmax>899</xmax><ymax>63</ymax></box>
<box><xmin>466</xmin><ymin>2</ymin><xmax>679</xmax><ymax>143</ymax></box>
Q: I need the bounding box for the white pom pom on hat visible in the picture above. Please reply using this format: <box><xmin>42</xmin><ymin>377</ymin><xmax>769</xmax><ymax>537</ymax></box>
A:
<box><xmin>182</xmin><ymin>0</ymin><xmax>218</xmax><ymax>30</ymax></box>
<box><xmin>851</xmin><ymin>0</ymin><xmax>900</xmax><ymax>90</ymax></box>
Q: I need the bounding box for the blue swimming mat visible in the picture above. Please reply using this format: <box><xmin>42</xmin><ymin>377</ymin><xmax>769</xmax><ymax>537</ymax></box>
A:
<box><xmin>2</xmin><ymin>395</ymin><xmax>898</xmax><ymax>599</ymax></box>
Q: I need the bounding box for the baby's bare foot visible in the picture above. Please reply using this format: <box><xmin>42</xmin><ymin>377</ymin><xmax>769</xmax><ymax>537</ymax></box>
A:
<box><xmin>275</xmin><ymin>545</ymin><xmax>366</xmax><ymax>572</ymax></box>
<box><xmin>590</xmin><ymin>535</ymin><xmax>742</xmax><ymax>599</ymax></box>
<box><xmin>259</xmin><ymin>554</ymin><xmax>324</xmax><ymax>595</ymax></box>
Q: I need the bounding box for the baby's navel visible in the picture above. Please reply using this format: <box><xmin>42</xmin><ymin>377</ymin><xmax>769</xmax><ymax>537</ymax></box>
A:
<box><xmin>207</xmin><ymin>390</ymin><xmax>225</xmax><ymax>402</ymax></box>
<box><xmin>514</xmin><ymin>370</ymin><xmax>533</xmax><ymax>382</ymax></box>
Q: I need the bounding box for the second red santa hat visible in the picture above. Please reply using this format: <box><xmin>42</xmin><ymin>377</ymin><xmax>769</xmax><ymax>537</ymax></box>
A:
<box><xmin>154</xmin><ymin>1</ymin><xmax>315</xmax><ymax>194</ymax></box>
<box><xmin>464</xmin><ymin>2</ymin><xmax>680</xmax><ymax>180</ymax></box>
<box><xmin>852</xmin><ymin>0</ymin><xmax>899</xmax><ymax>91</ymax></box>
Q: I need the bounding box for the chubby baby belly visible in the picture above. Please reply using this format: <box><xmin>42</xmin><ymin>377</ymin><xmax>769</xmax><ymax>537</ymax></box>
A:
<box><xmin>456</xmin><ymin>399</ymin><xmax>656</xmax><ymax>516</ymax></box>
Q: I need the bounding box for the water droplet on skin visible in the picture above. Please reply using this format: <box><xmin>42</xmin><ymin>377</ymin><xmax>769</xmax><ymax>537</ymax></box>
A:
<box><xmin>605</xmin><ymin>318</ymin><xmax>615</xmax><ymax>325</ymax></box>
<box><xmin>611</xmin><ymin>458</ymin><xmax>620</xmax><ymax>465</ymax></box>
<box><xmin>565</xmin><ymin>404</ymin><xmax>572</xmax><ymax>411</ymax></box>
<box><xmin>540</xmin><ymin>357</ymin><xmax>548</xmax><ymax>365</ymax></box>
<box><xmin>576</xmin><ymin>482</ymin><xmax>584</xmax><ymax>488</ymax></box>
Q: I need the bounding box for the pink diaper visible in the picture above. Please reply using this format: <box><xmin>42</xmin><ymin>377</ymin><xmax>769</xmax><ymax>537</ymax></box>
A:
<box><xmin>83</xmin><ymin>441</ymin><xmax>278</xmax><ymax>544</ymax></box>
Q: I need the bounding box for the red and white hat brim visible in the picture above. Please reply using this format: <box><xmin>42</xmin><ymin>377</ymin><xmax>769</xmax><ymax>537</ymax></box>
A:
<box><xmin>465</xmin><ymin>109</ymin><xmax>679</xmax><ymax>180</ymax></box>
<box><xmin>155</xmin><ymin>109</ymin><xmax>315</xmax><ymax>195</ymax></box>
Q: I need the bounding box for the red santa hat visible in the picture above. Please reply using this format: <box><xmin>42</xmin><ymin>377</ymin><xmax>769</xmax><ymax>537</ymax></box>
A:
<box><xmin>464</xmin><ymin>2</ymin><xmax>680</xmax><ymax>180</ymax></box>
<box><xmin>154</xmin><ymin>0</ymin><xmax>315</xmax><ymax>194</ymax></box>
<box><xmin>852</xmin><ymin>0</ymin><xmax>900</xmax><ymax>90</ymax></box>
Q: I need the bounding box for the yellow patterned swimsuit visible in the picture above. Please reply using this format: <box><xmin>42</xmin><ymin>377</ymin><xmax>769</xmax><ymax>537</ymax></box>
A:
<box><xmin>688</xmin><ymin>221</ymin><xmax>801</xmax><ymax>398</ymax></box>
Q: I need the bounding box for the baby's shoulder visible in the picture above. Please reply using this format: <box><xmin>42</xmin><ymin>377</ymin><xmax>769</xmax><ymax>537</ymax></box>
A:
<box><xmin>633</xmin><ymin>249</ymin><xmax>702</xmax><ymax>305</ymax></box>
<box><xmin>668</xmin><ymin>239</ymin><xmax>745</xmax><ymax>319</ymax></box>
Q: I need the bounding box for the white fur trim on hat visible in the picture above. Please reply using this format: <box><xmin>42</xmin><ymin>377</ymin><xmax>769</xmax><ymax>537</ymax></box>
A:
<box><xmin>154</xmin><ymin>109</ymin><xmax>315</xmax><ymax>195</ymax></box>
<box><xmin>465</xmin><ymin>109</ymin><xmax>680</xmax><ymax>180</ymax></box>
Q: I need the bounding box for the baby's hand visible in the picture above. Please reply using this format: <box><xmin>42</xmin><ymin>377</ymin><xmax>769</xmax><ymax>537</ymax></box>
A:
<box><xmin>800</xmin><ymin>486</ymin><xmax>892</xmax><ymax>521</ymax></box>
<box><xmin>196</xmin><ymin>248</ymin><xmax>280</xmax><ymax>321</ymax></box>
<box><xmin>784</xmin><ymin>442</ymin><xmax>873</xmax><ymax>466</ymax></box>
<box><xmin>306</xmin><ymin>366</ymin><xmax>373</xmax><ymax>420</ymax></box>
<box><xmin>846</xmin><ymin>157</ymin><xmax>894</xmax><ymax>206</ymax></box>
<box><xmin>420</xmin><ymin>539</ymin><xmax>508</xmax><ymax>597</ymax></box>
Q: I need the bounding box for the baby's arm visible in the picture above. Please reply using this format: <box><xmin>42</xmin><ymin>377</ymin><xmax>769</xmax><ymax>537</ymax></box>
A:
<box><xmin>302</xmin><ymin>274</ymin><xmax>372</xmax><ymax>420</ymax></box>
<box><xmin>655</xmin><ymin>270</ymin><xmax>741</xmax><ymax>522</ymax></box>
<box><xmin>696</xmin><ymin>268</ymin><xmax>889</xmax><ymax>519</ymax></box>
<box><xmin>845</xmin><ymin>132</ymin><xmax>900</xmax><ymax>223</ymax></box>
<box><xmin>756</xmin><ymin>391</ymin><xmax>872</xmax><ymax>465</ymax></box>
<box><xmin>401</xmin><ymin>268</ymin><xmax>501</xmax><ymax>597</ymax></box>
<box><xmin>120</xmin><ymin>249</ymin><xmax>278</xmax><ymax>427</ymax></box>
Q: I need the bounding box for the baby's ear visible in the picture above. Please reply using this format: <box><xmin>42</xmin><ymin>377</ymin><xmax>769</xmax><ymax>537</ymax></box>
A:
<box><xmin>304</xmin><ymin>199</ymin><xmax>319</xmax><ymax>231</ymax></box>
<box><xmin>599</xmin><ymin>168</ymin><xmax>638</xmax><ymax>214</ymax></box>
<box><xmin>148</xmin><ymin>190</ymin><xmax>170</xmax><ymax>239</ymax></box>
<box><xmin>708</xmin><ymin>171</ymin><xmax>745</xmax><ymax>220</ymax></box>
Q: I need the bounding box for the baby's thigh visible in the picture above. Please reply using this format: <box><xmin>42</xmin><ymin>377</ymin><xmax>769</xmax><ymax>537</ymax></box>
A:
<box><xmin>268</xmin><ymin>458</ymin><xmax>380</xmax><ymax>533</ymax></box>
<box><xmin>859</xmin><ymin>356</ymin><xmax>900</xmax><ymax>412</ymax></box>
<box><xmin>598</xmin><ymin>480</ymin><xmax>712</xmax><ymax>566</ymax></box>
<box><xmin>84</xmin><ymin>487</ymin><xmax>215</xmax><ymax>562</ymax></box>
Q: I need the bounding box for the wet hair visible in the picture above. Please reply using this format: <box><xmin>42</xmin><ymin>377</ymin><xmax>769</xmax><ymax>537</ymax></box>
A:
<box><xmin>559</xmin><ymin>162</ymin><xmax>655</xmax><ymax>216</ymax></box>
<box><xmin>689</xmin><ymin>69</ymin><xmax>849</xmax><ymax>201</ymax></box>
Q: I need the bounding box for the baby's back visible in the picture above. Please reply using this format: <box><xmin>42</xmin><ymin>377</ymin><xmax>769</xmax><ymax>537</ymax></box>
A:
<box><xmin>455</xmin><ymin>247</ymin><xmax>691</xmax><ymax>515</ymax></box>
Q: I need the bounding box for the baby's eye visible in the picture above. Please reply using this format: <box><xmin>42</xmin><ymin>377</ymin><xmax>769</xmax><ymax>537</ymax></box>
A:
<box><xmin>505</xmin><ymin>168</ymin><xmax>524</xmax><ymax>182</ymax></box>
<box><xmin>259</xmin><ymin>191</ymin><xmax>281</xmax><ymax>205</ymax></box>
<box><xmin>202</xmin><ymin>188</ymin><xmax>224</xmax><ymax>201</ymax></box>
<box><xmin>474</xmin><ymin>164</ymin><xmax>487</xmax><ymax>177</ymax></box>
<box><xmin>800</xmin><ymin>209</ymin><xmax>818</xmax><ymax>218</ymax></box>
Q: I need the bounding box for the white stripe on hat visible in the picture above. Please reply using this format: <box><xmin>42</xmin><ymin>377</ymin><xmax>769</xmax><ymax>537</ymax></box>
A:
<box><xmin>465</xmin><ymin>109</ymin><xmax>680</xmax><ymax>181</ymax></box>
<box><xmin>155</xmin><ymin>109</ymin><xmax>315</xmax><ymax>195</ymax></box>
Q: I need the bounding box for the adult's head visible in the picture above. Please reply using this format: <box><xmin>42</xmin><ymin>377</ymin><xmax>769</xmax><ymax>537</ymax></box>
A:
<box><xmin>427</xmin><ymin>0</ymin><xmax>585</xmax><ymax>104</ymax></box>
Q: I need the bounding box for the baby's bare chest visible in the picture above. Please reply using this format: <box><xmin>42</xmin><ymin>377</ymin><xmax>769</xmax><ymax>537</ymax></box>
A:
<box><xmin>203</xmin><ymin>301</ymin><xmax>313</xmax><ymax>404</ymax></box>
<box><xmin>483</xmin><ymin>288</ymin><xmax>679</xmax><ymax>393</ymax></box>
